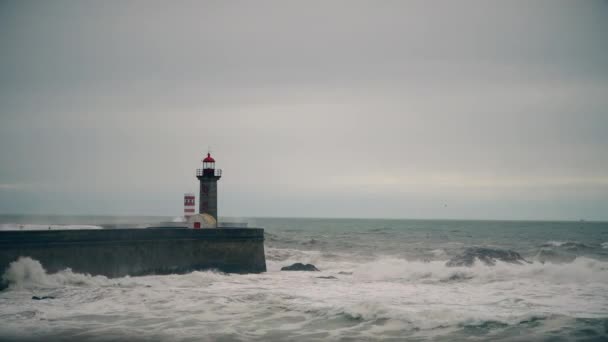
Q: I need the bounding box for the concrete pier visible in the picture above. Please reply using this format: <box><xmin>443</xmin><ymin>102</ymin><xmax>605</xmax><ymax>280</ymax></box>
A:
<box><xmin>0</xmin><ymin>228</ymin><xmax>266</xmax><ymax>289</ymax></box>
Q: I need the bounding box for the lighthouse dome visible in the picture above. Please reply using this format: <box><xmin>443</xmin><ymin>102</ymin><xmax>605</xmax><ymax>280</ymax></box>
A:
<box><xmin>187</xmin><ymin>213</ymin><xmax>217</xmax><ymax>229</ymax></box>
<box><xmin>203</xmin><ymin>153</ymin><xmax>215</xmax><ymax>163</ymax></box>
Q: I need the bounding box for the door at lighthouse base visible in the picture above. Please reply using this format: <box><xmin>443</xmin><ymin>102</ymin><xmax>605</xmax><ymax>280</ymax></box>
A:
<box><xmin>187</xmin><ymin>213</ymin><xmax>217</xmax><ymax>229</ymax></box>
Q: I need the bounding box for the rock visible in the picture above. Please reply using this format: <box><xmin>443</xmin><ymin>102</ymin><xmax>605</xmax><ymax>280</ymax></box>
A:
<box><xmin>441</xmin><ymin>272</ymin><xmax>474</xmax><ymax>282</ymax></box>
<box><xmin>281</xmin><ymin>263</ymin><xmax>320</xmax><ymax>271</ymax></box>
<box><xmin>302</xmin><ymin>238</ymin><xmax>320</xmax><ymax>245</ymax></box>
<box><xmin>32</xmin><ymin>296</ymin><xmax>55</xmax><ymax>300</ymax></box>
<box><xmin>446</xmin><ymin>247</ymin><xmax>529</xmax><ymax>267</ymax></box>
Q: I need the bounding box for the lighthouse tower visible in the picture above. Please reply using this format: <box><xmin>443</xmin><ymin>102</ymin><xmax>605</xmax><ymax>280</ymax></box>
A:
<box><xmin>196</xmin><ymin>153</ymin><xmax>222</xmax><ymax>220</ymax></box>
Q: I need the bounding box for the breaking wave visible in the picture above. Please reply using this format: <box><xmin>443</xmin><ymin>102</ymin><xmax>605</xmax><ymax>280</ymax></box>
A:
<box><xmin>1</xmin><ymin>257</ymin><xmax>111</xmax><ymax>289</ymax></box>
<box><xmin>540</xmin><ymin>241</ymin><xmax>592</xmax><ymax>249</ymax></box>
<box><xmin>1</xmin><ymin>257</ymin><xmax>231</xmax><ymax>291</ymax></box>
<box><xmin>1</xmin><ymin>251</ymin><xmax>607</xmax><ymax>341</ymax></box>
<box><xmin>11</xmin><ymin>250</ymin><xmax>607</xmax><ymax>292</ymax></box>
<box><xmin>266</xmin><ymin>247</ymin><xmax>608</xmax><ymax>284</ymax></box>
<box><xmin>350</xmin><ymin>256</ymin><xmax>608</xmax><ymax>284</ymax></box>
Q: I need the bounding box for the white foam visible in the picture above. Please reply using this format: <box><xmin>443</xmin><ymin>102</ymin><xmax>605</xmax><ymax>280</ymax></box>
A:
<box><xmin>1</xmin><ymin>253</ymin><xmax>607</xmax><ymax>341</ymax></box>
<box><xmin>602</xmin><ymin>242</ymin><xmax>608</xmax><ymax>249</ymax></box>
<box><xmin>429</xmin><ymin>248</ymin><xmax>447</xmax><ymax>257</ymax></box>
<box><xmin>267</xmin><ymin>245</ymin><xmax>608</xmax><ymax>284</ymax></box>
<box><xmin>2</xmin><ymin>257</ymin><xmax>110</xmax><ymax>289</ymax></box>
<box><xmin>0</xmin><ymin>224</ymin><xmax>102</xmax><ymax>231</ymax></box>
<box><xmin>543</xmin><ymin>240</ymin><xmax>566</xmax><ymax>247</ymax></box>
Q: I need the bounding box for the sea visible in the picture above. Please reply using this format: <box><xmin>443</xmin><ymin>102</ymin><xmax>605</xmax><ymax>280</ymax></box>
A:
<box><xmin>1</xmin><ymin>215</ymin><xmax>607</xmax><ymax>341</ymax></box>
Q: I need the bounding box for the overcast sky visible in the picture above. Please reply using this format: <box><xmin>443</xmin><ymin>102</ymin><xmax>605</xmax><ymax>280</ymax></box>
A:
<box><xmin>1</xmin><ymin>1</ymin><xmax>607</xmax><ymax>220</ymax></box>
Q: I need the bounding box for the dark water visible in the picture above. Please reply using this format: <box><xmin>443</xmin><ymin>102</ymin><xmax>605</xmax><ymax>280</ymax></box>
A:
<box><xmin>257</xmin><ymin>217</ymin><xmax>608</xmax><ymax>261</ymax></box>
<box><xmin>1</xmin><ymin>216</ymin><xmax>607</xmax><ymax>341</ymax></box>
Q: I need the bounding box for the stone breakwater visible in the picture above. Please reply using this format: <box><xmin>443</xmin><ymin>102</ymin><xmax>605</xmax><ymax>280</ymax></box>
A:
<box><xmin>0</xmin><ymin>228</ymin><xmax>266</xmax><ymax>289</ymax></box>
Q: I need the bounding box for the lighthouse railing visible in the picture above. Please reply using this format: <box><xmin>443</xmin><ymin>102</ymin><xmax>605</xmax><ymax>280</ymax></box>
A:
<box><xmin>196</xmin><ymin>169</ymin><xmax>222</xmax><ymax>177</ymax></box>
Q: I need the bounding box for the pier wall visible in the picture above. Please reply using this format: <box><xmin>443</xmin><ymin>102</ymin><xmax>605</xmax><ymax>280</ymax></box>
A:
<box><xmin>0</xmin><ymin>228</ymin><xmax>266</xmax><ymax>288</ymax></box>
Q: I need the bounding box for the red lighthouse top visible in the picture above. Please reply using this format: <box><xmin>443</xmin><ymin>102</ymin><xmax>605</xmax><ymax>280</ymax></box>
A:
<box><xmin>197</xmin><ymin>152</ymin><xmax>222</xmax><ymax>178</ymax></box>
<box><xmin>203</xmin><ymin>153</ymin><xmax>215</xmax><ymax>163</ymax></box>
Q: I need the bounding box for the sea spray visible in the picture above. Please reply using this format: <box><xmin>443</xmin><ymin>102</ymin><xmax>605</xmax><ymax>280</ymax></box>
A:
<box><xmin>172</xmin><ymin>216</ymin><xmax>185</xmax><ymax>223</ymax></box>
<box><xmin>2</xmin><ymin>257</ymin><xmax>49</xmax><ymax>289</ymax></box>
<box><xmin>2</xmin><ymin>257</ymin><xmax>110</xmax><ymax>289</ymax></box>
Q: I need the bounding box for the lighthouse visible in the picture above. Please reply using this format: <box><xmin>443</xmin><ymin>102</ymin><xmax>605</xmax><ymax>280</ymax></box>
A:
<box><xmin>196</xmin><ymin>153</ymin><xmax>222</xmax><ymax>221</ymax></box>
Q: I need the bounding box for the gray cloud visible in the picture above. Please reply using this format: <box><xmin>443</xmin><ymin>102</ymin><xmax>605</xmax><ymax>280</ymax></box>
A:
<box><xmin>1</xmin><ymin>1</ymin><xmax>607</xmax><ymax>220</ymax></box>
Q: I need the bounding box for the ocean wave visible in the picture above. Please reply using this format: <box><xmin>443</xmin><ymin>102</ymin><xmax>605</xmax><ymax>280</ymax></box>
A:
<box><xmin>264</xmin><ymin>233</ymin><xmax>332</xmax><ymax>248</ymax></box>
<box><xmin>446</xmin><ymin>247</ymin><xmax>529</xmax><ymax>267</ymax></box>
<box><xmin>301</xmin><ymin>238</ymin><xmax>325</xmax><ymax>246</ymax></box>
<box><xmin>306</xmin><ymin>302</ymin><xmax>573</xmax><ymax>334</ymax></box>
<box><xmin>1</xmin><ymin>257</ymin><xmax>110</xmax><ymax>289</ymax></box>
<box><xmin>7</xmin><ymin>252</ymin><xmax>607</xmax><ymax>292</ymax></box>
<box><xmin>265</xmin><ymin>247</ymin><xmax>323</xmax><ymax>262</ymax></box>
<box><xmin>265</xmin><ymin>247</ymin><xmax>374</xmax><ymax>273</ymax></box>
<box><xmin>263</xmin><ymin>245</ymin><xmax>608</xmax><ymax>284</ymax></box>
<box><xmin>264</xmin><ymin>232</ymin><xmax>298</xmax><ymax>244</ymax></box>
<box><xmin>1</xmin><ymin>257</ymin><xmax>230</xmax><ymax>290</ymax></box>
<box><xmin>602</xmin><ymin>242</ymin><xmax>608</xmax><ymax>249</ymax></box>
<box><xmin>429</xmin><ymin>248</ymin><xmax>447</xmax><ymax>258</ymax></box>
<box><xmin>534</xmin><ymin>248</ymin><xmax>577</xmax><ymax>264</ymax></box>
<box><xmin>542</xmin><ymin>240</ymin><xmax>568</xmax><ymax>247</ymax></box>
<box><xmin>350</xmin><ymin>256</ymin><xmax>608</xmax><ymax>284</ymax></box>
<box><xmin>1</xmin><ymin>255</ymin><xmax>607</xmax><ymax>341</ymax></box>
<box><xmin>540</xmin><ymin>241</ymin><xmax>591</xmax><ymax>249</ymax></box>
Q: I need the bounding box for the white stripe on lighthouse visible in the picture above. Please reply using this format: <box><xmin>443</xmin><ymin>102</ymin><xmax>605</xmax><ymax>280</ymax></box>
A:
<box><xmin>184</xmin><ymin>193</ymin><xmax>196</xmax><ymax>217</ymax></box>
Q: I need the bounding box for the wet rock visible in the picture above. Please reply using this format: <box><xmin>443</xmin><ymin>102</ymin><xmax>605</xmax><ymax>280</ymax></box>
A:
<box><xmin>301</xmin><ymin>238</ymin><xmax>320</xmax><ymax>245</ymax></box>
<box><xmin>281</xmin><ymin>263</ymin><xmax>319</xmax><ymax>271</ymax></box>
<box><xmin>441</xmin><ymin>272</ymin><xmax>474</xmax><ymax>282</ymax></box>
<box><xmin>446</xmin><ymin>247</ymin><xmax>529</xmax><ymax>267</ymax></box>
<box><xmin>32</xmin><ymin>296</ymin><xmax>55</xmax><ymax>300</ymax></box>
